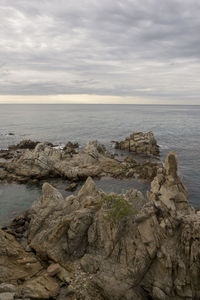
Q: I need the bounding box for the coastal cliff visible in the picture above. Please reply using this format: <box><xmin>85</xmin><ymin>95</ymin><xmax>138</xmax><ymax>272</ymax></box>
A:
<box><xmin>1</xmin><ymin>151</ymin><xmax>200</xmax><ymax>300</ymax></box>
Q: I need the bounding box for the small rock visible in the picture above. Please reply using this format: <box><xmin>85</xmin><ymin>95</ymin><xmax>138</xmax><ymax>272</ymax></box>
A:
<box><xmin>65</xmin><ymin>182</ymin><xmax>78</xmax><ymax>192</ymax></box>
<box><xmin>47</xmin><ymin>263</ymin><xmax>61</xmax><ymax>276</ymax></box>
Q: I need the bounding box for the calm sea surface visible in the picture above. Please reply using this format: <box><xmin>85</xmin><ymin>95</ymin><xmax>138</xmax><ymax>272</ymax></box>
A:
<box><xmin>0</xmin><ymin>104</ymin><xmax>199</xmax><ymax>225</ymax></box>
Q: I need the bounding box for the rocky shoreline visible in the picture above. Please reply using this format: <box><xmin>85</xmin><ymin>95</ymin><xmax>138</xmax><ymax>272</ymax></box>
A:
<box><xmin>1</xmin><ymin>132</ymin><xmax>200</xmax><ymax>300</ymax></box>
<box><xmin>0</xmin><ymin>132</ymin><xmax>161</xmax><ymax>185</ymax></box>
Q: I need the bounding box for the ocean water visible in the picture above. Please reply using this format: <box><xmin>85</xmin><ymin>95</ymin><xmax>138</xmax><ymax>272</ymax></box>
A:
<box><xmin>0</xmin><ymin>104</ymin><xmax>199</xmax><ymax>225</ymax></box>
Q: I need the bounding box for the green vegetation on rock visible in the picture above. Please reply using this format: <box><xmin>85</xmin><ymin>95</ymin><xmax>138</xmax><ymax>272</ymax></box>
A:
<box><xmin>102</xmin><ymin>194</ymin><xmax>137</xmax><ymax>225</ymax></box>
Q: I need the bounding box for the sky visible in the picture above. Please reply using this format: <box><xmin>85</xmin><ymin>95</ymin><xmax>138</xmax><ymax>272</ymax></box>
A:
<box><xmin>0</xmin><ymin>0</ymin><xmax>200</xmax><ymax>104</ymax></box>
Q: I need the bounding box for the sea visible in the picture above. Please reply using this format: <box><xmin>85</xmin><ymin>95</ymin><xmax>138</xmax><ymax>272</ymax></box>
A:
<box><xmin>0</xmin><ymin>104</ymin><xmax>199</xmax><ymax>225</ymax></box>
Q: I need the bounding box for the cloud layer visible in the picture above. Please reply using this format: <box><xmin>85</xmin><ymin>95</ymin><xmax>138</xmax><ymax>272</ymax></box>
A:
<box><xmin>0</xmin><ymin>0</ymin><xmax>200</xmax><ymax>103</ymax></box>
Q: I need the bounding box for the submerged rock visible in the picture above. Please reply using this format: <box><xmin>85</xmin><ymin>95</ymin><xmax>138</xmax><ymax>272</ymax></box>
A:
<box><xmin>115</xmin><ymin>131</ymin><xmax>160</xmax><ymax>156</ymax></box>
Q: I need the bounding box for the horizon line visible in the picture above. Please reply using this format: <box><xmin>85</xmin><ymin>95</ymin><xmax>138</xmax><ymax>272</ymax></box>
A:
<box><xmin>0</xmin><ymin>103</ymin><xmax>200</xmax><ymax>106</ymax></box>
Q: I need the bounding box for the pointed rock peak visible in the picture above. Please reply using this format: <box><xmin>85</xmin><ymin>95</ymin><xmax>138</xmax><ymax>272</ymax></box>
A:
<box><xmin>78</xmin><ymin>176</ymin><xmax>96</xmax><ymax>199</ymax></box>
<box><xmin>165</xmin><ymin>151</ymin><xmax>178</xmax><ymax>178</ymax></box>
<box><xmin>42</xmin><ymin>182</ymin><xmax>63</xmax><ymax>203</ymax></box>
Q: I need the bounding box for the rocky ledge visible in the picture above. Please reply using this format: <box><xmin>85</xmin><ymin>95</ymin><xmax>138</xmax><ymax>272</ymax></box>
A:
<box><xmin>1</xmin><ymin>151</ymin><xmax>200</xmax><ymax>299</ymax></box>
<box><xmin>0</xmin><ymin>138</ymin><xmax>161</xmax><ymax>184</ymax></box>
<box><xmin>115</xmin><ymin>131</ymin><xmax>159</xmax><ymax>156</ymax></box>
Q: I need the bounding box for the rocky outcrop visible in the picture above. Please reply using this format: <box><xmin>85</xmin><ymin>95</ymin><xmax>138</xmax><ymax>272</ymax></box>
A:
<box><xmin>115</xmin><ymin>131</ymin><xmax>159</xmax><ymax>156</ymax></box>
<box><xmin>18</xmin><ymin>151</ymin><xmax>200</xmax><ymax>300</ymax></box>
<box><xmin>8</xmin><ymin>139</ymin><xmax>40</xmax><ymax>150</ymax></box>
<box><xmin>0</xmin><ymin>140</ymin><xmax>160</xmax><ymax>183</ymax></box>
<box><xmin>1</xmin><ymin>141</ymin><xmax>113</xmax><ymax>181</ymax></box>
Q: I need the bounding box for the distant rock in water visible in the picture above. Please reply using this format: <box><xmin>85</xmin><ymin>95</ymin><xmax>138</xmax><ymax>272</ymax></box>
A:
<box><xmin>115</xmin><ymin>131</ymin><xmax>159</xmax><ymax>156</ymax></box>
<box><xmin>2</xmin><ymin>151</ymin><xmax>198</xmax><ymax>299</ymax></box>
<box><xmin>8</xmin><ymin>139</ymin><xmax>40</xmax><ymax>150</ymax></box>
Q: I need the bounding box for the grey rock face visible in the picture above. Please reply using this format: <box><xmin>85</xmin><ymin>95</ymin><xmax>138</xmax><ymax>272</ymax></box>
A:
<box><xmin>115</xmin><ymin>131</ymin><xmax>160</xmax><ymax>155</ymax></box>
<box><xmin>1</xmin><ymin>137</ymin><xmax>163</xmax><ymax>184</ymax></box>
<box><xmin>1</xmin><ymin>141</ymin><xmax>119</xmax><ymax>182</ymax></box>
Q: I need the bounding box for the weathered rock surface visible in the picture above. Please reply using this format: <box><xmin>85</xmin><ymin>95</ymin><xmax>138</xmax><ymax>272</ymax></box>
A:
<box><xmin>1</xmin><ymin>141</ymin><xmax>114</xmax><ymax>181</ymax></box>
<box><xmin>21</xmin><ymin>151</ymin><xmax>200</xmax><ymax>299</ymax></box>
<box><xmin>0</xmin><ymin>139</ymin><xmax>160</xmax><ymax>183</ymax></box>
<box><xmin>115</xmin><ymin>131</ymin><xmax>159</xmax><ymax>156</ymax></box>
<box><xmin>0</xmin><ymin>229</ymin><xmax>59</xmax><ymax>299</ymax></box>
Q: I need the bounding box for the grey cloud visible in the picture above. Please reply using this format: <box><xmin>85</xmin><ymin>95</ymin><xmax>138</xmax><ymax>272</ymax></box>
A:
<box><xmin>0</xmin><ymin>0</ymin><xmax>200</xmax><ymax>102</ymax></box>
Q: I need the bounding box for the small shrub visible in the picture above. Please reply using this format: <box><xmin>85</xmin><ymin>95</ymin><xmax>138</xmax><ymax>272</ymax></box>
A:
<box><xmin>102</xmin><ymin>195</ymin><xmax>137</xmax><ymax>225</ymax></box>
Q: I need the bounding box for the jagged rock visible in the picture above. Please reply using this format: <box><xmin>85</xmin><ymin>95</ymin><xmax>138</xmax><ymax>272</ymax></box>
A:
<box><xmin>115</xmin><ymin>131</ymin><xmax>159</xmax><ymax>156</ymax></box>
<box><xmin>84</xmin><ymin>140</ymin><xmax>106</xmax><ymax>156</ymax></box>
<box><xmin>1</xmin><ymin>137</ymin><xmax>162</xmax><ymax>184</ymax></box>
<box><xmin>27</xmin><ymin>178</ymin><xmax>100</xmax><ymax>262</ymax></box>
<box><xmin>165</xmin><ymin>150</ymin><xmax>178</xmax><ymax>178</ymax></box>
<box><xmin>2</xmin><ymin>141</ymin><xmax>120</xmax><ymax>182</ymax></box>
<box><xmin>24</xmin><ymin>151</ymin><xmax>200</xmax><ymax>299</ymax></box>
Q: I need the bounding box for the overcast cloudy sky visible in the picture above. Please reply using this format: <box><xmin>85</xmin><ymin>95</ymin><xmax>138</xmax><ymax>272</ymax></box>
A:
<box><xmin>0</xmin><ymin>0</ymin><xmax>200</xmax><ymax>104</ymax></box>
